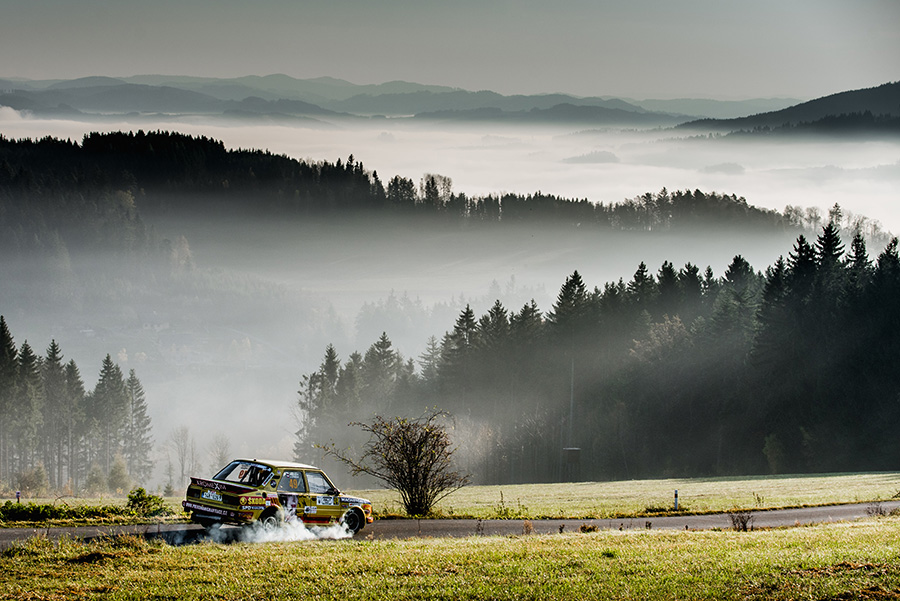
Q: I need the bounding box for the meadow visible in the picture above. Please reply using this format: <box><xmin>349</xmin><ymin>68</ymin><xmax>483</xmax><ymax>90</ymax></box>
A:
<box><xmin>6</xmin><ymin>471</ymin><xmax>900</xmax><ymax>526</ymax></box>
<box><xmin>358</xmin><ymin>472</ymin><xmax>900</xmax><ymax>519</ymax></box>
<box><xmin>3</xmin><ymin>518</ymin><xmax>900</xmax><ymax>599</ymax></box>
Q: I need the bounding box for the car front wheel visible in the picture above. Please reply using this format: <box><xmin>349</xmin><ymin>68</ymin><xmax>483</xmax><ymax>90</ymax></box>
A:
<box><xmin>341</xmin><ymin>509</ymin><xmax>364</xmax><ymax>534</ymax></box>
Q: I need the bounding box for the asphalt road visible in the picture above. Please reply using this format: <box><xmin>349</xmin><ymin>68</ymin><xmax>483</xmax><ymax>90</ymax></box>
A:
<box><xmin>2</xmin><ymin>501</ymin><xmax>899</xmax><ymax>550</ymax></box>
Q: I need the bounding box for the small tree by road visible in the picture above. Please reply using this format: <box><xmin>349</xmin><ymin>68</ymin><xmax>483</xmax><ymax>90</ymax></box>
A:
<box><xmin>323</xmin><ymin>410</ymin><xmax>469</xmax><ymax>516</ymax></box>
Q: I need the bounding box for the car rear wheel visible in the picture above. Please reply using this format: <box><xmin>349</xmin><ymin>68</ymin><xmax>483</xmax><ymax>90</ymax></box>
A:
<box><xmin>341</xmin><ymin>508</ymin><xmax>364</xmax><ymax>534</ymax></box>
<box><xmin>258</xmin><ymin>508</ymin><xmax>284</xmax><ymax>531</ymax></box>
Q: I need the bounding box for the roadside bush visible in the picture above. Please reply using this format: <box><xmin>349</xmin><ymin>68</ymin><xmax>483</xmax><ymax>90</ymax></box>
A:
<box><xmin>0</xmin><ymin>500</ymin><xmax>132</xmax><ymax>523</ymax></box>
<box><xmin>126</xmin><ymin>488</ymin><xmax>172</xmax><ymax>517</ymax></box>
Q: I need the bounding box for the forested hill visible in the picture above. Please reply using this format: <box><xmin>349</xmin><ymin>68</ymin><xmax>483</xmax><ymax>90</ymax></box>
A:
<box><xmin>1</xmin><ymin>130</ymin><xmax>802</xmax><ymax>253</ymax></box>
<box><xmin>298</xmin><ymin>224</ymin><xmax>900</xmax><ymax>482</ymax></box>
<box><xmin>681</xmin><ymin>81</ymin><xmax>900</xmax><ymax>134</ymax></box>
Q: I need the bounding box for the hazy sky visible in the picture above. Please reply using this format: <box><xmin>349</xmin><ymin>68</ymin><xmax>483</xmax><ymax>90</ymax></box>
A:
<box><xmin>2</xmin><ymin>0</ymin><xmax>897</xmax><ymax>100</ymax></box>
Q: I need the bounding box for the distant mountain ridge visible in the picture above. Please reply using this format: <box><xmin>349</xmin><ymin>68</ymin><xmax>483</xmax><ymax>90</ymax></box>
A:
<box><xmin>681</xmin><ymin>81</ymin><xmax>900</xmax><ymax>131</ymax></box>
<box><xmin>0</xmin><ymin>73</ymin><xmax>799</xmax><ymax>122</ymax></box>
<box><xmin>1</xmin><ymin>74</ymin><xmax>897</xmax><ymax>132</ymax></box>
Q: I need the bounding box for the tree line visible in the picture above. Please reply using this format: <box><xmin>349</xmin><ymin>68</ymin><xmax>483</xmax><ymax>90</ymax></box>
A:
<box><xmin>297</xmin><ymin>220</ymin><xmax>900</xmax><ymax>483</ymax></box>
<box><xmin>0</xmin><ymin>317</ymin><xmax>153</xmax><ymax>496</ymax></box>
<box><xmin>7</xmin><ymin>130</ymin><xmax>887</xmax><ymax>258</ymax></box>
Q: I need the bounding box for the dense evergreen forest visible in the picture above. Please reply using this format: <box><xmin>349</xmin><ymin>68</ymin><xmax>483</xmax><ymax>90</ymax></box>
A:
<box><xmin>0</xmin><ymin>317</ymin><xmax>153</xmax><ymax>496</ymax></box>
<box><xmin>0</xmin><ymin>130</ymin><xmax>827</xmax><ymax>262</ymax></box>
<box><xmin>297</xmin><ymin>221</ymin><xmax>900</xmax><ymax>483</ymax></box>
<box><xmin>2</xmin><ymin>130</ymin><xmax>897</xmax><ymax>488</ymax></box>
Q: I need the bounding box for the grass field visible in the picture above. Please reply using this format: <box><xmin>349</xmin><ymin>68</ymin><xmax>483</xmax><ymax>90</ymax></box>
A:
<box><xmin>357</xmin><ymin>471</ymin><xmax>900</xmax><ymax>518</ymax></box>
<box><xmin>6</xmin><ymin>471</ymin><xmax>900</xmax><ymax>524</ymax></box>
<box><xmin>4</xmin><ymin>517</ymin><xmax>900</xmax><ymax>599</ymax></box>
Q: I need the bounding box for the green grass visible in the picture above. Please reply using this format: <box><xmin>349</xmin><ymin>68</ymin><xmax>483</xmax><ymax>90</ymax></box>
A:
<box><xmin>355</xmin><ymin>471</ymin><xmax>900</xmax><ymax>519</ymax></box>
<box><xmin>4</xmin><ymin>518</ymin><xmax>900</xmax><ymax>599</ymax></box>
<box><xmin>6</xmin><ymin>472</ymin><xmax>899</xmax><ymax>526</ymax></box>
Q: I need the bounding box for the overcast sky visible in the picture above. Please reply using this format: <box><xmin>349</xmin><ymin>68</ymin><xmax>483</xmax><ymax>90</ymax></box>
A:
<box><xmin>1</xmin><ymin>0</ymin><xmax>897</xmax><ymax>100</ymax></box>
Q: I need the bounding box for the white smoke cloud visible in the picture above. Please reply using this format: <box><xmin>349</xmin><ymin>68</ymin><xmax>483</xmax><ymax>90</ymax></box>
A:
<box><xmin>222</xmin><ymin>520</ymin><xmax>353</xmax><ymax>544</ymax></box>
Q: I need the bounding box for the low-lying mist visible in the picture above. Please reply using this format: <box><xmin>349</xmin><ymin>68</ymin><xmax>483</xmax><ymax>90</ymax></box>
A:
<box><xmin>2</xmin><ymin>108</ymin><xmax>899</xmax><ymax>488</ymax></box>
<box><xmin>3</xmin><ymin>108</ymin><xmax>898</xmax><ymax>227</ymax></box>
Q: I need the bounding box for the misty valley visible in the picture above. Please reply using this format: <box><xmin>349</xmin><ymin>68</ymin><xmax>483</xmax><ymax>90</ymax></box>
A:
<box><xmin>1</xmin><ymin>78</ymin><xmax>899</xmax><ymax>497</ymax></box>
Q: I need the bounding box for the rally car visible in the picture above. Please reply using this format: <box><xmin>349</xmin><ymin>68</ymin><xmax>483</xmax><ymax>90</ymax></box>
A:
<box><xmin>182</xmin><ymin>458</ymin><xmax>374</xmax><ymax>534</ymax></box>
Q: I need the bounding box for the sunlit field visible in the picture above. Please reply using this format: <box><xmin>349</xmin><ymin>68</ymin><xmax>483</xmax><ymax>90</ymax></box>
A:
<box><xmin>355</xmin><ymin>472</ymin><xmax>900</xmax><ymax>519</ymax></box>
<box><xmin>4</xmin><ymin>519</ymin><xmax>900</xmax><ymax>600</ymax></box>
<box><xmin>7</xmin><ymin>472</ymin><xmax>899</xmax><ymax>526</ymax></box>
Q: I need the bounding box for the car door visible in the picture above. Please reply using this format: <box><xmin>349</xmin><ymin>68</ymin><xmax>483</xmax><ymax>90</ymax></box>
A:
<box><xmin>276</xmin><ymin>470</ymin><xmax>307</xmax><ymax>522</ymax></box>
<box><xmin>302</xmin><ymin>470</ymin><xmax>343</xmax><ymax>524</ymax></box>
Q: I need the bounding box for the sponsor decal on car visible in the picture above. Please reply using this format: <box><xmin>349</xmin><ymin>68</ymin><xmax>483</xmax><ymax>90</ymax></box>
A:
<box><xmin>240</xmin><ymin>496</ymin><xmax>266</xmax><ymax>506</ymax></box>
<box><xmin>317</xmin><ymin>496</ymin><xmax>335</xmax><ymax>505</ymax></box>
<box><xmin>304</xmin><ymin>506</ymin><xmax>317</xmax><ymax>515</ymax></box>
<box><xmin>201</xmin><ymin>489</ymin><xmax>223</xmax><ymax>503</ymax></box>
<box><xmin>184</xmin><ymin>501</ymin><xmax>232</xmax><ymax>517</ymax></box>
<box><xmin>194</xmin><ymin>479</ymin><xmax>227</xmax><ymax>491</ymax></box>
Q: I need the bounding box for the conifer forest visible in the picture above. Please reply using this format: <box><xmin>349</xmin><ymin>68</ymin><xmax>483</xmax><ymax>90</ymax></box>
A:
<box><xmin>1</xmin><ymin>131</ymin><xmax>898</xmax><ymax>490</ymax></box>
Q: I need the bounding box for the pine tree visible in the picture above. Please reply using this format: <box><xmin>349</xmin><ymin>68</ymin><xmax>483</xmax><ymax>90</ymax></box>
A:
<box><xmin>787</xmin><ymin>235</ymin><xmax>817</xmax><ymax>306</ymax></box>
<box><xmin>335</xmin><ymin>351</ymin><xmax>363</xmax><ymax>415</ymax></box>
<box><xmin>418</xmin><ymin>336</ymin><xmax>442</xmax><ymax>389</ymax></box>
<box><xmin>626</xmin><ymin>262</ymin><xmax>656</xmax><ymax>309</ymax></box>
<box><xmin>107</xmin><ymin>454</ymin><xmax>131</xmax><ymax>494</ymax></box>
<box><xmin>814</xmin><ymin>221</ymin><xmax>845</xmax><ymax>305</ymax></box>
<box><xmin>677</xmin><ymin>263</ymin><xmax>704</xmax><ymax>324</ymax></box>
<box><xmin>124</xmin><ymin>369</ymin><xmax>153</xmax><ymax>482</ymax></box>
<box><xmin>63</xmin><ymin>360</ymin><xmax>86</xmax><ymax>490</ymax></box>
<box><xmin>362</xmin><ymin>333</ymin><xmax>399</xmax><ymax>411</ymax></box>
<box><xmin>90</xmin><ymin>355</ymin><xmax>128</xmax><ymax>474</ymax></box>
<box><xmin>319</xmin><ymin>344</ymin><xmax>341</xmax><ymax>413</ymax></box>
<box><xmin>440</xmin><ymin>306</ymin><xmax>479</xmax><ymax>405</ymax></box>
<box><xmin>656</xmin><ymin>261</ymin><xmax>680</xmax><ymax>319</ymax></box>
<box><xmin>42</xmin><ymin>340</ymin><xmax>66</xmax><ymax>489</ymax></box>
<box><xmin>753</xmin><ymin>256</ymin><xmax>790</xmax><ymax>369</ymax></box>
<box><xmin>477</xmin><ymin>300</ymin><xmax>511</xmax><ymax>415</ymax></box>
<box><xmin>0</xmin><ymin>316</ymin><xmax>17</xmax><ymax>486</ymax></box>
<box><xmin>14</xmin><ymin>341</ymin><xmax>44</xmax><ymax>474</ymax></box>
<box><xmin>845</xmin><ymin>232</ymin><xmax>872</xmax><ymax>295</ymax></box>
<box><xmin>547</xmin><ymin>271</ymin><xmax>588</xmax><ymax>332</ymax></box>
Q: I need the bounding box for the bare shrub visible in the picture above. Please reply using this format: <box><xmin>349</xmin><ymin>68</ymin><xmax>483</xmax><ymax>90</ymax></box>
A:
<box><xmin>522</xmin><ymin>520</ymin><xmax>534</xmax><ymax>535</ymax></box>
<box><xmin>729</xmin><ymin>509</ymin><xmax>754</xmax><ymax>531</ymax></box>
<box><xmin>322</xmin><ymin>410</ymin><xmax>469</xmax><ymax>516</ymax></box>
<box><xmin>866</xmin><ymin>501</ymin><xmax>887</xmax><ymax>517</ymax></box>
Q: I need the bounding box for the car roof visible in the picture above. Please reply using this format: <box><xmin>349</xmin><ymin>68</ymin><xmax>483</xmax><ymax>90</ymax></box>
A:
<box><xmin>233</xmin><ymin>458</ymin><xmax>320</xmax><ymax>470</ymax></box>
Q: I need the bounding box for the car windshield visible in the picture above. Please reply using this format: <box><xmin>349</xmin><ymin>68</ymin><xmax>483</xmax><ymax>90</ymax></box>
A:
<box><xmin>213</xmin><ymin>461</ymin><xmax>272</xmax><ymax>487</ymax></box>
<box><xmin>306</xmin><ymin>471</ymin><xmax>334</xmax><ymax>494</ymax></box>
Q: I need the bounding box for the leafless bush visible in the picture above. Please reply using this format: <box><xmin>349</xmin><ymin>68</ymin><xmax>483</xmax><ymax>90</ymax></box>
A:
<box><xmin>866</xmin><ymin>501</ymin><xmax>887</xmax><ymax>517</ymax></box>
<box><xmin>729</xmin><ymin>509</ymin><xmax>754</xmax><ymax>531</ymax></box>
<box><xmin>522</xmin><ymin>520</ymin><xmax>534</xmax><ymax>535</ymax></box>
<box><xmin>322</xmin><ymin>409</ymin><xmax>469</xmax><ymax>516</ymax></box>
